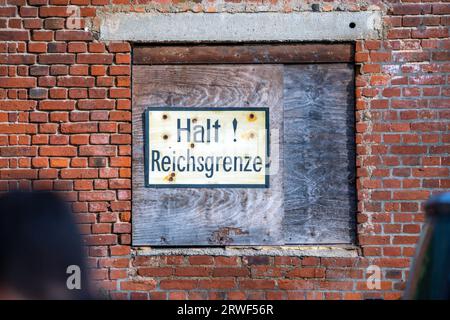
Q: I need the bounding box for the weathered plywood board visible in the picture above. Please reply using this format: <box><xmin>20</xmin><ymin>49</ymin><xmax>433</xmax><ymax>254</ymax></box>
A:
<box><xmin>133</xmin><ymin>62</ymin><xmax>356</xmax><ymax>246</ymax></box>
<box><xmin>133</xmin><ymin>65</ymin><xmax>284</xmax><ymax>245</ymax></box>
<box><xmin>283</xmin><ymin>64</ymin><xmax>356</xmax><ymax>244</ymax></box>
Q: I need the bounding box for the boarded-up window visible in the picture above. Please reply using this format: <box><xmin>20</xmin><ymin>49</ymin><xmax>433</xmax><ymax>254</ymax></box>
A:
<box><xmin>132</xmin><ymin>44</ymin><xmax>356</xmax><ymax>246</ymax></box>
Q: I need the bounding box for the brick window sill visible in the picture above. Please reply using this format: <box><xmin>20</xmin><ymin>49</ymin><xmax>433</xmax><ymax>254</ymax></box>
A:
<box><xmin>133</xmin><ymin>245</ymin><xmax>360</xmax><ymax>258</ymax></box>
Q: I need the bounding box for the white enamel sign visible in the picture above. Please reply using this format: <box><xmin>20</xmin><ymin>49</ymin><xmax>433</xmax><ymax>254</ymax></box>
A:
<box><xmin>145</xmin><ymin>107</ymin><xmax>269</xmax><ymax>188</ymax></box>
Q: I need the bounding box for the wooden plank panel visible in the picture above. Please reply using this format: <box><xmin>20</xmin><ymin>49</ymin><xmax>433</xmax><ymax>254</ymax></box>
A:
<box><xmin>133</xmin><ymin>44</ymin><xmax>354</xmax><ymax>65</ymax></box>
<box><xmin>132</xmin><ymin>65</ymin><xmax>284</xmax><ymax>246</ymax></box>
<box><xmin>283</xmin><ymin>64</ymin><xmax>356</xmax><ymax>244</ymax></box>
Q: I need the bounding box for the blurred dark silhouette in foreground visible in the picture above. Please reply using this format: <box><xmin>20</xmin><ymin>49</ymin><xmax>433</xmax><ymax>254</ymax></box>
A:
<box><xmin>405</xmin><ymin>192</ymin><xmax>450</xmax><ymax>300</ymax></box>
<box><xmin>0</xmin><ymin>191</ymin><xmax>91</xmax><ymax>299</ymax></box>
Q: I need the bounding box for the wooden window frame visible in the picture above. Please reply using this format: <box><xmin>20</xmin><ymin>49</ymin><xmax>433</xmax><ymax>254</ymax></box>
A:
<box><xmin>133</xmin><ymin>43</ymin><xmax>354</xmax><ymax>65</ymax></box>
<box><xmin>131</xmin><ymin>43</ymin><xmax>357</xmax><ymax>246</ymax></box>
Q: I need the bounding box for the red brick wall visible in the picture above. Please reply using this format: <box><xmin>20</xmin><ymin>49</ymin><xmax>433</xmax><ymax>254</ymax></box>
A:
<box><xmin>0</xmin><ymin>0</ymin><xmax>448</xmax><ymax>300</ymax></box>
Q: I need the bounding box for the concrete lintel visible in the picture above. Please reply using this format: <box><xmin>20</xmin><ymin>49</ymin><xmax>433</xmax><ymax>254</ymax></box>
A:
<box><xmin>134</xmin><ymin>246</ymin><xmax>360</xmax><ymax>258</ymax></box>
<box><xmin>99</xmin><ymin>12</ymin><xmax>382</xmax><ymax>42</ymax></box>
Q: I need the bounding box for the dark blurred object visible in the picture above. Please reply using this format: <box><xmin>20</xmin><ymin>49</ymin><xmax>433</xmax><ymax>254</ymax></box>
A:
<box><xmin>0</xmin><ymin>191</ymin><xmax>91</xmax><ymax>299</ymax></box>
<box><xmin>404</xmin><ymin>192</ymin><xmax>450</xmax><ymax>300</ymax></box>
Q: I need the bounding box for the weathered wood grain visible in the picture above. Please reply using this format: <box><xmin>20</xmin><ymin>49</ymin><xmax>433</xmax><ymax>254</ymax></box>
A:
<box><xmin>133</xmin><ymin>44</ymin><xmax>354</xmax><ymax>65</ymax></box>
<box><xmin>283</xmin><ymin>64</ymin><xmax>356</xmax><ymax>244</ymax></box>
<box><xmin>132</xmin><ymin>65</ymin><xmax>284</xmax><ymax>246</ymax></box>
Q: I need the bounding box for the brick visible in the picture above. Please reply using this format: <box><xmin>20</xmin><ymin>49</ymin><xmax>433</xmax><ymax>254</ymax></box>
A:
<box><xmin>29</xmin><ymin>88</ymin><xmax>48</xmax><ymax>99</ymax></box>
<box><xmin>0</xmin><ymin>54</ymin><xmax>36</xmax><ymax>64</ymax></box>
<box><xmin>138</xmin><ymin>267</ymin><xmax>173</xmax><ymax>277</ymax></box>
<box><xmin>39</xmin><ymin>100</ymin><xmax>75</xmax><ymax>111</ymax></box>
<box><xmin>0</xmin><ymin>6</ymin><xmax>16</xmax><ymax>17</ymax></box>
<box><xmin>84</xmin><ymin>235</ymin><xmax>117</xmax><ymax>246</ymax></box>
<box><xmin>44</xmin><ymin>18</ymin><xmax>65</xmax><ymax>29</ymax></box>
<box><xmin>0</xmin><ymin>100</ymin><xmax>36</xmax><ymax>111</ymax></box>
<box><xmin>28</xmin><ymin>42</ymin><xmax>47</xmax><ymax>53</ymax></box>
<box><xmin>113</xmin><ymin>223</ymin><xmax>131</xmax><ymax>233</ymax></box>
<box><xmin>87</xmin><ymin>43</ymin><xmax>104</xmax><ymax>53</ymax></box>
<box><xmin>433</xmin><ymin>4</ymin><xmax>450</xmax><ymax>15</ymax></box>
<box><xmin>55</xmin><ymin>30</ymin><xmax>93</xmax><ymax>41</ymax></box>
<box><xmin>0</xmin><ymin>124</ymin><xmax>36</xmax><ymax>134</ymax></box>
<box><xmin>109</xmin><ymin>111</ymin><xmax>131</xmax><ymax>121</ymax></box>
<box><xmin>32</xmin><ymin>158</ymin><xmax>49</xmax><ymax>168</ymax></box>
<box><xmin>77</xmin><ymin>54</ymin><xmax>114</xmax><ymax>64</ymax></box>
<box><xmin>287</xmin><ymin>268</ymin><xmax>325</xmax><ymax>278</ymax></box>
<box><xmin>39</xmin><ymin>54</ymin><xmax>75</xmax><ymax>64</ymax></box>
<box><xmin>0</xmin><ymin>30</ymin><xmax>29</xmax><ymax>41</ymax></box>
<box><xmin>108</xmin><ymin>42</ymin><xmax>131</xmax><ymax>53</ymax></box>
<box><xmin>50</xmin><ymin>158</ymin><xmax>69</xmax><ymax>168</ymax></box>
<box><xmin>89</xmin><ymin>134</ymin><xmax>109</xmax><ymax>145</ymax></box>
<box><xmin>109</xmin><ymin>66</ymin><xmax>130</xmax><ymax>75</ymax></box>
<box><xmin>370</xmin><ymin>52</ymin><xmax>391</xmax><ymax>62</ymax></box>
<box><xmin>61</xmin><ymin>169</ymin><xmax>98</xmax><ymax>179</ymax></box>
<box><xmin>49</xmin><ymin>135</ymin><xmax>69</xmax><ymax>145</ymax></box>
<box><xmin>279</xmin><ymin>279</ymin><xmax>314</xmax><ymax>290</ymax></box>
<box><xmin>412</xmin><ymin>28</ymin><xmax>448</xmax><ymax>39</ymax></box>
<box><xmin>40</xmin><ymin>6</ymin><xmax>72</xmax><ymax>17</ymax></box>
<box><xmin>115</xmin><ymin>54</ymin><xmax>130</xmax><ymax>65</ymax></box>
<box><xmin>432</xmin><ymin>51</ymin><xmax>450</xmax><ymax>61</ymax></box>
<box><xmin>412</xmin><ymin>167</ymin><xmax>448</xmax><ymax>177</ymax></box>
<box><xmin>212</xmin><ymin>268</ymin><xmax>249</xmax><ymax>277</ymax></box>
<box><xmin>79</xmin><ymin>146</ymin><xmax>116</xmax><ymax>156</ymax></box>
<box><xmin>22</xmin><ymin>18</ymin><xmax>42</xmax><ymax>29</ymax></box>
<box><xmin>239</xmin><ymin>280</ymin><xmax>275</xmax><ymax>289</ymax></box>
<box><xmin>198</xmin><ymin>279</ymin><xmax>236</xmax><ymax>289</ymax></box>
<box><xmin>160</xmin><ymin>280</ymin><xmax>197</xmax><ymax>290</ymax></box>
<box><xmin>78</xmin><ymin>99</ymin><xmax>115</xmax><ymax>110</ymax></box>
<box><xmin>110</xmin><ymin>245</ymin><xmax>131</xmax><ymax>256</ymax></box>
<box><xmin>370</xmin><ymin>75</ymin><xmax>390</xmax><ymax>86</ymax></box>
<box><xmin>188</xmin><ymin>256</ymin><xmax>214</xmax><ymax>265</ymax></box>
<box><xmin>175</xmin><ymin>267</ymin><xmax>211</xmax><ymax>277</ymax></box>
<box><xmin>110</xmin><ymin>157</ymin><xmax>131</xmax><ymax>167</ymax></box>
<box><xmin>120</xmin><ymin>280</ymin><xmax>156</xmax><ymax>291</ymax></box>
<box><xmin>57</xmin><ymin>76</ymin><xmax>95</xmax><ymax>87</ymax></box>
<box><xmin>318</xmin><ymin>281</ymin><xmax>353</xmax><ymax>290</ymax></box>
<box><xmin>109</xmin><ymin>179</ymin><xmax>130</xmax><ymax>189</ymax></box>
<box><xmin>30</xmin><ymin>30</ymin><xmax>51</xmax><ymax>41</ymax></box>
<box><xmin>0</xmin><ymin>77</ymin><xmax>36</xmax><ymax>88</ymax></box>
<box><xmin>40</xmin><ymin>146</ymin><xmax>76</xmax><ymax>157</ymax></box>
<box><xmin>48</xmin><ymin>42</ymin><xmax>67</xmax><ymax>54</ymax></box>
<box><xmin>244</xmin><ymin>256</ymin><xmax>271</xmax><ymax>265</ymax></box>
<box><xmin>214</xmin><ymin>256</ymin><xmax>238</xmax><ymax>266</ymax></box>
<box><xmin>0</xmin><ymin>146</ymin><xmax>36</xmax><ymax>156</ymax></box>
<box><xmin>61</xmin><ymin>123</ymin><xmax>97</xmax><ymax>133</ymax></box>
<box><xmin>275</xmin><ymin>257</ymin><xmax>301</xmax><ymax>265</ymax></box>
<box><xmin>111</xmin><ymin>134</ymin><xmax>131</xmax><ymax>145</ymax></box>
<box><xmin>391</xmin><ymin>146</ymin><xmax>427</xmax><ymax>155</ymax></box>
<box><xmin>1</xmin><ymin>169</ymin><xmax>37</xmax><ymax>179</ymax></box>
<box><xmin>38</xmin><ymin>76</ymin><xmax>57</xmax><ymax>87</ymax></box>
<box><xmin>393</xmin><ymin>191</ymin><xmax>430</xmax><ymax>200</ymax></box>
<box><xmin>79</xmin><ymin>191</ymin><xmax>116</xmax><ymax>201</ymax></box>
<box><xmin>30</xmin><ymin>66</ymin><xmax>49</xmax><ymax>76</ymax></box>
<box><xmin>392</xmin><ymin>4</ymin><xmax>432</xmax><ymax>15</ymax></box>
